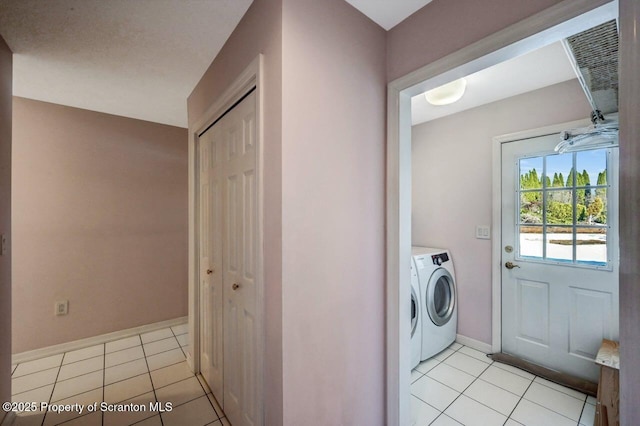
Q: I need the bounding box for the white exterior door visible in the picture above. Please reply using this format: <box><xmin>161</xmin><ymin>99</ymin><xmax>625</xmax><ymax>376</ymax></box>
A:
<box><xmin>501</xmin><ymin>133</ymin><xmax>619</xmax><ymax>381</ymax></box>
<box><xmin>199</xmin><ymin>90</ymin><xmax>259</xmax><ymax>426</ymax></box>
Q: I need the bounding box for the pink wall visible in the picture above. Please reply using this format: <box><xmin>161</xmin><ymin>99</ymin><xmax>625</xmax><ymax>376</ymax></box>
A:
<box><xmin>0</xmin><ymin>35</ymin><xmax>11</xmax><ymax>425</ymax></box>
<box><xmin>12</xmin><ymin>97</ymin><xmax>188</xmax><ymax>353</ymax></box>
<box><xmin>186</xmin><ymin>0</ymin><xmax>284</xmax><ymax>423</ymax></box>
<box><xmin>618</xmin><ymin>0</ymin><xmax>640</xmax><ymax>422</ymax></box>
<box><xmin>188</xmin><ymin>0</ymin><xmax>385</xmax><ymax>422</ymax></box>
<box><xmin>412</xmin><ymin>80</ymin><xmax>591</xmax><ymax>344</ymax></box>
<box><xmin>281</xmin><ymin>0</ymin><xmax>386</xmax><ymax>423</ymax></box>
<box><xmin>387</xmin><ymin>0</ymin><xmax>564</xmax><ymax>82</ymax></box>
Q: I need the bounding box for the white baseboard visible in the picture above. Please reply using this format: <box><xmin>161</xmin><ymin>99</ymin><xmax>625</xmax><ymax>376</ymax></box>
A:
<box><xmin>12</xmin><ymin>316</ymin><xmax>188</xmax><ymax>364</ymax></box>
<box><xmin>1</xmin><ymin>411</ymin><xmax>16</xmax><ymax>426</ymax></box>
<box><xmin>456</xmin><ymin>334</ymin><xmax>493</xmax><ymax>354</ymax></box>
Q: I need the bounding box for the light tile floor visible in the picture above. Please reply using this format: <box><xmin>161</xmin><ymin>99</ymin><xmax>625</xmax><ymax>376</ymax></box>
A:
<box><xmin>10</xmin><ymin>329</ymin><xmax>597</xmax><ymax>426</ymax></box>
<box><xmin>10</xmin><ymin>323</ymin><xmax>229</xmax><ymax>426</ymax></box>
<box><xmin>412</xmin><ymin>342</ymin><xmax>596</xmax><ymax>426</ymax></box>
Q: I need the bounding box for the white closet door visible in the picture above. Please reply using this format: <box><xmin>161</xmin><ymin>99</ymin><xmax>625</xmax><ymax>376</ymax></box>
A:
<box><xmin>200</xmin><ymin>90</ymin><xmax>259</xmax><ymax>426</ymax></box>
<box><xmin>222</xmin><ymin>91</ymin><xmax>258</xmax><ymax>426</ymax></box>
<box><xmin>199</xmin><ymin>119</ymin><xmax>224</xmax><ymax>400</ymax></box>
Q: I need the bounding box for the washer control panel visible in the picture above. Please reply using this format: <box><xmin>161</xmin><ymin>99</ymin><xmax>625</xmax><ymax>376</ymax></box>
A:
<box><xmin>431</xmin><ymin>252</ymin><xmax>449</xmax><ymax>266</ymax></box>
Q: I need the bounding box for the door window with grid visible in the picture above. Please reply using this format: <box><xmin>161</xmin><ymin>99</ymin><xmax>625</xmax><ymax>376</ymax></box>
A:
<box><xmin>518</xmin><ymin>148</ymin><xmax>611</xmax><ymax>267</ymax></box>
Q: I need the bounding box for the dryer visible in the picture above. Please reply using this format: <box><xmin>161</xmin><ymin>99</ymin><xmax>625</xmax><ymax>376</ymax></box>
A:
<box><xmin>410</xmin><ymin>258</ymin><xmax>422</xmax><ymax>370</ymax></box>
<box><xmin>413</xmin><ymin>246</ymin><xmax>457</xmax><ymax>360</ymax></box>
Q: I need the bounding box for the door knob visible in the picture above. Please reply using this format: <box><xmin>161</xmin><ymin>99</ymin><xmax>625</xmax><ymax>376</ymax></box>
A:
<box><xmin>206</xmin><ymin>269</ymin><xmax>213</xmax><ymax>275</ymax></box>
<box><xmin>232</xmin><ymin>283</ymin><xmax>240</xmax><ymax>290</ymax></box>
<box><xmin>505</xmin><ymin>261</ymin><xmax>520</xmax><ymax>269</ymax></box>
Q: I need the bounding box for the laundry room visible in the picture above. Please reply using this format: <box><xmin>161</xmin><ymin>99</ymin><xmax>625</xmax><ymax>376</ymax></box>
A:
<box><xmin>411</xmin><ymin>47</ymin><xmax>592</xmax><ymax>347</ymax></box>
<box><xmin>407</xmin><ymin>10</ymin><xmax>620</xmax><ymax>424</ymax></box>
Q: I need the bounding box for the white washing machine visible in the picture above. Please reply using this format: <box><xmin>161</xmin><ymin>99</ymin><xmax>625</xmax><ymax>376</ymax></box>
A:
<box><xmin>413</xmin><ymin>246</ymin><xmax>457</xmax><ymax>361</ymax></box>
<box><xmin>410</xmin><ymin>259</ymin><xmax>422</xmax><ymax>370</ymax></box>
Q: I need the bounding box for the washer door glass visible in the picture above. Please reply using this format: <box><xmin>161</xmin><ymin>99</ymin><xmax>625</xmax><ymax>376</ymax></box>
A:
<box><xmin>411</xmin><ymin>286</ymin><xmax>419</xmax><ymax>337</ymax></box>
<box><xmin>426</xmin><ymin>268</ymin><xmax>456</xmax><ymax>326</ymax></box>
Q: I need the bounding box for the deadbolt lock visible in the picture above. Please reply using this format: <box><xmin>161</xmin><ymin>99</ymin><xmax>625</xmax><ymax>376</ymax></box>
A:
<box><xmin>504</xmin><ymin>245</ymin><xmax>513</xmax><ymax>253</ymax></box>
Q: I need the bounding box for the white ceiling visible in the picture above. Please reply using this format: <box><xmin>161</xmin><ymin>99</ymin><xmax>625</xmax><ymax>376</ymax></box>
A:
<box><xmin>344</xmin><ymin>0</ymin><xmax>433</xmax><ymax>30</ymax></box>
<box><xmin>411</xmin><ymin>41</ymin><xmax>579</xmax><ymax>126</ymax></box>
<box><xmin>0</xmin><ymin>0</ymin><xmax>572</xmax><ymax>129</ymax></box>
<box><xmin>0</xmin><ymin>0</ymin><xmax>253</xmax><ymax>128</ymax></box>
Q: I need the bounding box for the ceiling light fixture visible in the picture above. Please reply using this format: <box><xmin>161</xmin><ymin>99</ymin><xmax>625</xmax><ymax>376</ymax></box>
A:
<box><xmin>425</xmin><ymin>78</ymin><xmax>467</xmax><ymax>106</ymax></box>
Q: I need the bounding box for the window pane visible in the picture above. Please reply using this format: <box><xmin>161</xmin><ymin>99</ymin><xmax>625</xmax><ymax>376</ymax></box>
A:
<box><xmin>577</xmin><ymin>188</ymin><xmax>607</xmax><ymax>225</ymax></box>
<box><xmin>546</xmin><ymin>190</ymin><xmax>573</xmax><ymax>225</ymax></box>
<box><xmin>546</xmin><ymin>153</ymin><xmax>573</xmax><ymax>188</ymax></box>
<box><xmin>577</xmin><ymin>149</ymin><xmax>607</xmax><ymax>187</ymax></box>
<box><xmin>519</xmin><ymin>225</ymin><xmax>543</xmax><ymax>258</ymax></box>
<box><xmin>520</xmin><ymin>191</ymin><xmax>542</xmax><ymax>224</ymax></box>
<box><xmin>520</xmin><ymin>157</ymin><xmax>543</xmax><ymax>190</ymax></box>
<box><xmin>576</xmin><ymin>227</ymin><xmax>607</xmax><ymax>264</ymax></box>
<box><xmin>546</xmin><ymin>226</ymin><xmax>573</xmax><ymax>262</ymax></box>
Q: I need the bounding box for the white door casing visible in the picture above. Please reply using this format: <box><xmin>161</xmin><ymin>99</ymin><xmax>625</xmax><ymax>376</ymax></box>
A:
<box><xmin>190</xmin><ymin>55</ymin><xmax>264</xmax><ymax>426</ymax></box>
<box><xmin>386</xmin><ymin>2</ymin><xmax>617</xmax><ymax>423</ymax></box>
<box><xmin>500</xmin><ymin>131</ymin><xmax>619</xmax><ymax>381</ymax></box>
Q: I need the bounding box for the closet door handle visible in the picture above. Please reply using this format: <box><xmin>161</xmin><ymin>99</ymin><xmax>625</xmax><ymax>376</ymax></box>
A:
<box><xmin>206</xmin><ymin>269</ymin><xmax>213</xmax><ymax>275</ymax></box>
<box><xmin>232</xmin><ymin>283</ymin><xmax>240</xmax><ymax>290</ymax></box>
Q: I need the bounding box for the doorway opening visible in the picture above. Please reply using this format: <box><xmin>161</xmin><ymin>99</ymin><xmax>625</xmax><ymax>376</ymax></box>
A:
<box><xmin>386</xmin><ymin>1</ymin><xmax>619</xmax><ymax>424</ymax></box>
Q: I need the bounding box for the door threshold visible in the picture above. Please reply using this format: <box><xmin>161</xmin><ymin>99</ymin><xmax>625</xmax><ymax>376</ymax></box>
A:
<box><xmin>489</xmin><ymin>352</ymin><xmax>598</xmax><ymax>396</ymax></box>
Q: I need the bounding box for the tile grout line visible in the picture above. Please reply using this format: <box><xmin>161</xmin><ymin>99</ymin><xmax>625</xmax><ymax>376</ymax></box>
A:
<box><xmin>46</xmin><ymin>347</ymin><xmax>104</xmax><ymax>426</ymax></box>
<box><xmin>507</xmin><ymin>376</ymin><xmax>586</xmax><ymax>424</ymax></box>
<box><xmin>438</xmin><ymin>359</ymin><xmax>502</xmax><ymax>420</ymax></box>
<box><xmin>11</xmin><ymin>364</ymin><xmax>63</xmax><ymax>381</ymax></box>
<box><xmin>426</xmin><ymin>351</ymin><xmax>585</xmax><ymax>425</ymax></box>
<box><xmin>577</xmin><ymin>400</ymin><xmax>588</xmax><ymax>426</ymax></box>
<box><xmin>413</xmin><ymin>344</ymin><xmax>467</xmax><ymax>417</ymax></box>
<box><xmin>474</xmin><ymin>376</ymin><xmax>527</xmax><ymax>398</ymax></box>
<box><xmin>169</xmin><ymin>326</ymin><xmax>221</xmax><ymax>421</ymax></box>
<box><xmin>420</xmin><ymin>359</ymin><xmax>491</xmax><ymax>395</ymax></box>
<box><xmin>422</xmin><ymin>349</ymin><xmax>504</xmax><ymax>424</ymax></box>
<box><xmin>41</xmin><ymin>352</ymin><xmax>66</xmax><ymax>426</ymax></box>
<box><xmin>519</xmin><ymin>394</ymin><xmax>585</xmax><ymax>424</ymax></box>
<box><xmin>491</xmin><ymin>361</ymin><xmax>537</xmax><ymax>380</ymax></box>
<box><xmin>170</xmin><ymin>326</ymin><xmax>189</xmax><ymax>359</ymax></box>
<box><xmin>422</xmin><ymin>365</ymin><xmax>457</xmax><ymax>426</ymax></box>
<box><xmin>531</xmin><ymin>377</ymin><xmax>589</xmax><ymax>402</ymax></box>
<box><xmin>138</xmin><ymin>334</ymin><xmax>165</xmax><ymax>426</ymax></box>
<box><xmin>504</xmin><ymin>378</ymin><xmax>535</xmax><ymax>424</ymax></box>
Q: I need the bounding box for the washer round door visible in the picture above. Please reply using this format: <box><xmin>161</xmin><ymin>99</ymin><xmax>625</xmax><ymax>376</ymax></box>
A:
<box><xmin>411</xmin><ymin>286</ymin><xmax>419</xmax><ymax>337</ymax></box>
<box><xmin>426</xmin><ymin>268</ymin><xmax>456</xmax><ymax>326</ymax></box>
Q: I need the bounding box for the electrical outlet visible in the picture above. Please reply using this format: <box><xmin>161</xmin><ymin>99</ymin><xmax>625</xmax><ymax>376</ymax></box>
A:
<box><xmin>55</xmin><ymin>300</ymin><xmax>69</xmax><ymax>316</ymax></box>
<box><xmin>475</xmin><ymin>225</ymin><xmax>491</xmax><ymax>240</ymax></box>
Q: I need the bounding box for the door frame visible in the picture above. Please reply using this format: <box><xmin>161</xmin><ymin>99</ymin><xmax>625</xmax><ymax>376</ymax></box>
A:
<box><xmin>490</xmin><ymin>118</ymin><xmax>592</xmax><ymax>353</ymax></box>
<box><xmin>188</xmin><ymin>55</ymin><xmax>265</xmax><ymax>422</ymax></box>
<box><xmin>385</xmin><ymin>1</ymin><xmax>616</xmax><ymax>424</ymax></box>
